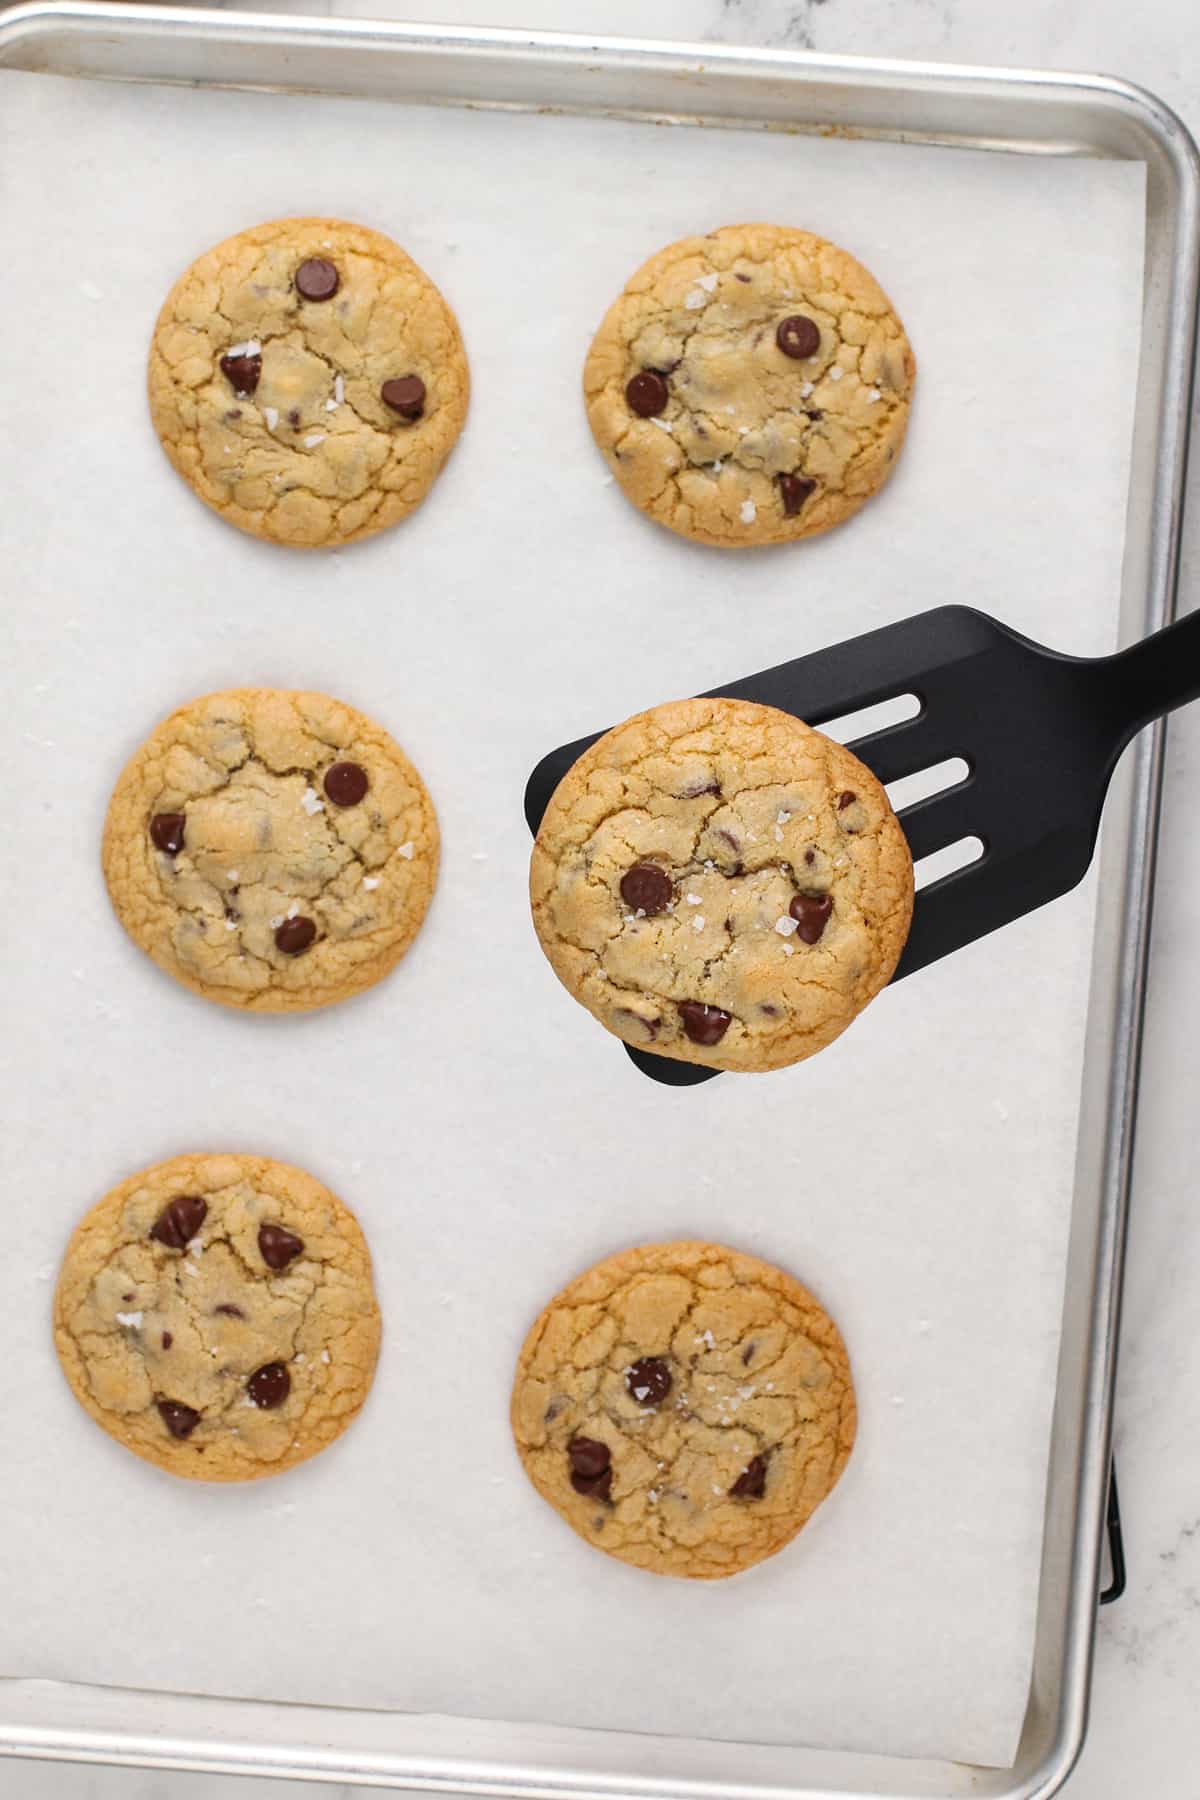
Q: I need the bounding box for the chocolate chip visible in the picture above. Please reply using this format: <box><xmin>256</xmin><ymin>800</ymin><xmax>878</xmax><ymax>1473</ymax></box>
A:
<box><xmin>258</xmin><ymin>1223</ymin><xmax>304</xmax><ymax>1270</ymax></box>
<box><xmin>214</xmin><ymin>1303</ymin><xmax>245</xmax><ymax>1318</ymax></box>
<box><xmin>544</xmin><ymin>1396</ymin><xmax>568</xmax><ymax>1424</ymax></box>
<box><xmin>779</xmin><ymin>472</ymin><xmax>816</xmax><ymax>516</ymax></box>
<box><xmin>731</xmin><ymin>1454</ymin><xmax>767</xmax><ymax>1498</ymax></box>
<box><xmin>790</xmin><ymin>892</ymin><xmax>833</xmax><ymax>944</ymax></box>
<box><xmin>287</xmin><ymin>408</ymin><xmax>302</xmax><ymax>429</ymax></box>
<box><xmin>614</xmin><ymin>1007</ymin><xmax>660</xmax><ymax>1042</ymax></box>
<box><xmin>678</xmin><ymin>1001</ymin><xmax>732</xmax><ymax>1046</ymax></box>
<box><xmin>805</xmin><ymin>848</ymin><xmax>816</xmax><ymax>866</ymax></box>
<box><xmin>568</xmin><ymin>1436</ymin><xmax>610</xmax><ymax>1478</ymax></box>
<box><xmin>149</xmin><ymin>812</ymin><xmax>186</xmax><ymax>856</ymax></box>
<box><xmin>805</xmin><ymin>408</ymin><xmax>823</xmax><ymax>423</ymax></box>
<box><xmin>381</xmin><ymin>375</ymin><xmax>426</xmax><ymax>420</ymax></box>
<box><xmin>776</xmin><ymin>314</ymin><xmax>820</xmax><ymax>359</ymax></box>
<box><xmin>274</xmin><ymin>916</ymin><xmax>316</xmax><ymax>955</ymax></box>
<box><xmin>619</xmin><ymin>862</ymin><xmax>673</xmax><ymax>915</ymax></box>
<box><xmin>247</xmin><ymin>1362</ymin><xmax>290</xmax><ymax>1409</ymax></box>
<box><xmin>572</xmin><ymin>1466</ymin><xmax>613</xmax><ymax>1500</ymax></box>
<box><xmin>735</xmin><ymin>271</ymin><xmax>752</xmax><ymax>283</ymax></box>
<box><xmin>295</xmin><ymin>257</ymin><xmax>339</xmax><ymax>301</ymax></box>
<box><xmin>682</xmin><ymin>778</ymin><xmax>721</xmax><ymax>798</ymax></box>
<box><xmin>838</xmin><ymin>790</ymin><xmax>856</xmax><ymax>811</ymax></box>
<box><xmin>122</xmin><ymin>1292</ymin><xmax>134</xmax><ymax>1303</ymax></box>
<box><xmin>219</xmin><ymin>351</ymin><xmax>261</xmax><ymax>396</ymax></box>
<box><xmin>150</xmin><ymin>1194</ymin><xmax>208</xmax><ymax>1250</ymax></box>
<box><xmin>323</xmin><ymin>760</ymin><xmax>369</xmax><ymax>806</ymax></box>
<box><xmin>157</xmin><ymin>1399</ymin><xmax>200</xmax><ymax>1439</ymax></box>
<box><xmin>741</xmin><ymin>1341</ymin><xmax>756</xmax><ymax>1366</ymax></box>
<box><xmin>625</xmin><ymin>370</ymin><xmax>669</xmax><ymax>417</ymax></box>
<box><xmin>225</xmin><ymin>409</ymin><xmax>243</xmax><ymax>422</ymax></box>
<box><xmin>626</xmin><ymin>1357</ymin><xmax>672</xmax><ymax>1406</ymax></box>
<box><xmin>161</xmin><ymin>1332</ymin><xmax>173</xmax><ymax>1350</ymax></box>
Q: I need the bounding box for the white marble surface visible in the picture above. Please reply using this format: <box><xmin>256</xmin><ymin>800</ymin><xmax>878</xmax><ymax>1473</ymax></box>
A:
<box><xmin>3</xmin><ymin>1</ymin><xmax>1198</xmax><ymax>1796</ymax></box>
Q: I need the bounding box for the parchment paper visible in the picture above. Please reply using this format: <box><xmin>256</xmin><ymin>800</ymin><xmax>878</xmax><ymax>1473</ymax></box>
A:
<box><xmin>0</xmin><ymin>68</ymin><xmax>1144</xmax><ymax>1770</ymax></box>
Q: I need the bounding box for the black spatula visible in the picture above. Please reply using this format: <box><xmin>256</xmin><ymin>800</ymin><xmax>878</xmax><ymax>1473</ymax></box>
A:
<box><xmin>524</xmin><ymin>603</ymin><xmax>1198</xmax><ymax>1087</ymax></box>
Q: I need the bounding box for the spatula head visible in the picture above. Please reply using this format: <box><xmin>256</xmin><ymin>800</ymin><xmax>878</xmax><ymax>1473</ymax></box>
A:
<box><xmin>525</xmin><ymin>606</ymin><xmax>1117</xmax><ymax>1084</ymax></box>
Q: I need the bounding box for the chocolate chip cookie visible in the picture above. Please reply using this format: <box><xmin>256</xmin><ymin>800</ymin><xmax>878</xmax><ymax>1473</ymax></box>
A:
<box><xmin>529</xmin><ymin>695</ymin><xmax>913</xmax><ymax>1072</ymax></box>
<box><xmin>584</xmin><ymin>223</ymin><xmax>914</xmax><ymax>547</ymax></box>
<box><xmin>102</xmin><ymin>687</ymin><xmax>438</xmax><ymax>1013</ymax></box>
<box><xmin>149</xmin><ymin>217</ymin><xmax>469</xmax><ymax>547</ymax></box>
<box><xmin>53</xmin><ymin>1154</ymin><xmax>381</xmax><ymax>1482</ymax></box>
<box><xmin>511</xmin><ymin>1240</ymin><xmax>855</xmax><ymax>1579</ymax></box>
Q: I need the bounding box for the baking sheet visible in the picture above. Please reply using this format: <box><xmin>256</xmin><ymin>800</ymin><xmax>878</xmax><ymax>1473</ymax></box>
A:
<box><xmin>0</xmin><ymin>68</ymin><xmax>1144</xmax><ymax>1771</ymax></box>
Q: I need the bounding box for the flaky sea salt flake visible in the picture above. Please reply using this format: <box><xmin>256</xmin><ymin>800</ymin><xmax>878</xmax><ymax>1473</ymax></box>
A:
<box><xmin>692</xmin><ymin>915</ymin><xmax>705</xmax><ymax>931</ymax></box>
<box><xmin>300</xmin><ymin>786</ymin><xmax>324</xmax><ymax>816</ymax></box>
<box><xmin>304</xmin><ymin>433</ymin><xmax>326</xmax><ymax>448</ymax></box>
<box><xmin>397</xmin><ymin>842</ymin><xmax>414</xmax><ymax>859</ymax></box>
<box><xmin>828</xmin><ymin>365</ymin><xmax>844</xmax><ymax>382</ymax></box>
<box><xmin>264</xmin><ymin>407</ymin><xmax>279</xmax><ymax>429</ymax></box>
<box><xmin>740</xmin><ymin>499</ymin><xmax>757</xmax><ymax>524</ymax></box>
<box><xmin>775</xmin><ymin>915</ymin><xmax>799</xmax><ymax>936</ymax></box>
<box><xmin>115</xmin><ymin>1311</ymin><xmax>143</xmax><ymax>1329</ymax></box>
<box><xmin>867</xmin><ymin>387</ymin><xmax>881</xmax><ymax>402</ymax></box>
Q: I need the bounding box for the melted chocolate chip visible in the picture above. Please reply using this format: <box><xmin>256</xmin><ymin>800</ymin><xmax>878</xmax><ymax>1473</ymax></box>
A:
<box><xmin>567</xmin><ymin>1436</ymin><xmax>614</xmax><ymax>1501</ymax></box>
<box><xmin>247</xmin><ymin>1362</ymin><xmax>291</xmax><ymax>1409</ymax></box>
<box><xmin>776</xmin><ymin>314</ymin><xmax>820</xmax><ymax>359</ymax></box>
<box><xmin>214</xmin><ymin>1303</ymin><xmax>245</xmax><ymax>1319</ymax></box>
<box><xmin>157</xmin><ymin>1399</ymin><xmax>200</xmax><ymax>1439</ymax></box>
<box><xmin>741</xmin><ymin>1341</ymin><xmax>756</xmax><ymax>1366</ymax></box>
<box><xmin>381</xmin><ymin>375</ymin><xmax>426</xmax><ymax>420</ymax></box>
<box><xmin>544</xmin><ymin>1396</ymin><xmax>568</xmax><ymax>1424</ymax></box>
<box><xmin>150</xmin><ymin>1193</ymin><xmax>207</xmax><ymax>1250</ymax></box>
<box><xmin>572</xmin><ymin>1466</ymin><xmax>613</xmax><ymax>1500</ymax></box>
<box><xmin>287</xmin><ymin>408</ymin><xmax>302</xmax><ymax>429</ymax></box>
<box><xmin>804</xmin><ymin>848</ymin><xmax>816</xmax><ymax>866</ymax></box>
<box><xmin>149</xmin><ymin>812</ymin><xmax>186</xmax><ymax>856</ymax></box>
<box><xmin>678</xmin><ymin>1001</ymin><xmax>732</xmax><ymax>1046</ymax></box>
<box><xmin>731</xmin><ymin>1454</ymin><xmax>767</xmax><ymax>1498</ymax></box>
<box><xmin>323</xmin><ymin>761</ymin><xmax>369</xmax><ymax>807</ymax></box>
<box><xmin>225</xmin><ymin>409</ymin><xmax>243</xmax><ymax>422</ymax></box>
<box><xmin>274</xmin><ymin>916</ymin><xmax>316</xmax><ymax>955</ymax></box>
<box><xmin>790</xmin><ymin>892</ymin><xmax>833</xmax><ymax>944</ymax></box>
<box><xmin>219</xmin><ymin>351</ymin><xmax>261</xmax><ymax>396</ymax></box>
<box><xmin>838</xmin><ymin>790</ymin><xmax>856</xmax><ymax>811</ymax></box>
<box><xmin>258</xmin><ymin>1223</ymin><xmax>304</xmax><ymax>1270</ymax></box>
<box><xmin>735</xmin><ymin>271</ymin><xmax>752</xmax><ymax>283</ymax></box>
<box><xmin>161</xmin><ymin>1332</ymin><xmax>173</xmax><ymax>1350</ymax></box>
<box><xmin>568</xmin><ymin>1436</ymin><xmax>611</xmax><ymax>1478</ymax></box>
<box><xmin>625</xmin><ymin>369</ymin><xmax>669</xmax><ymax>417</ymax></box>
<box><xmin>614</xmin><ymin>1007</ymin><xmax>660</xmax><ymax>1042</ymax></box>
<box><xmin>626</xmin><ymin>1357</ymin><xmax>672</xmax><ymax>1406</ymax></box>
<box><xmin>779</xmin><ymin>472</ymin><xmax>816</xmax><ymax>516</ymax></box>
<box><xmin>619</xmin><ymin>862</ymin><xmax>673</xmax><ymax>915</ymax></box>
<box><xmin>295</xmin><ymin>257</ymin><xmax>339</xmax><ymax>301</ymax></box>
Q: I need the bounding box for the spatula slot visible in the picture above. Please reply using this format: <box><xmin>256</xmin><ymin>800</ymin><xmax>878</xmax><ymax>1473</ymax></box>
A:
<box><xmin>886</xmin><ymin>757</ymin><xmax>971</xmax><ymax>814</ymax></box>
<box><xmin>817</xmin><ymin>691</ymin><xmax>921</xmax><ymax>745</ymax></box>
<box><xmin>914</xmin><ymin>834</ymin><xmax>985</xmax><ymax>892</ymax></box>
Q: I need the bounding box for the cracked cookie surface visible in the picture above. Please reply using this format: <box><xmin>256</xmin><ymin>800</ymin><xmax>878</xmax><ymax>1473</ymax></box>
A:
<box><xmin>102</xmin><ymin>687</ymin><xmax>439</xmax><ymax>1013</ymax></box>
<box><xmin>584</xmin><ymin>223</ymin><xmax>914</xmax><ymax>547</ymax></box>
<box><xmin>53</xmin><ymin>1154</ymin><xmax>381</xmax><ymax>1482</ymax></box>
<box><xmin>530</xmin><ymin>696</ymin><xmax>913</xmax><ymax>1072</ymax></box>
<box><xmin>148</xmin><ymin>217</ymin><xmax>469</xmax><ymax>547</ymax></box>
<box><xmin>511</xmin><ymin>1240</ymin><xmax>855</xmax><ymax>1579</ymax></box>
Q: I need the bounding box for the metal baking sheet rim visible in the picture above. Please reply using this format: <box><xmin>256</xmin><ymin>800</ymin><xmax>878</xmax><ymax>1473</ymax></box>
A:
<box><xmin>0</xmin><ymin>8</ymin><xmax>1196</xmax><ymax>1797</ymax></box>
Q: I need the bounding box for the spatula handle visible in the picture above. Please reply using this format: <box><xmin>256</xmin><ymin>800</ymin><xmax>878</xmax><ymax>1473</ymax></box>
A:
<box><xmin>1100</xmin><ymin>606</ymin><xmax>1200</xmax><ymax>745</ymax></box>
